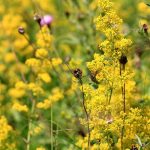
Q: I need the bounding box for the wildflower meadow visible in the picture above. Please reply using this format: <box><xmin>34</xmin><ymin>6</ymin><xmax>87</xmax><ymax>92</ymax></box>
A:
<box><xmin>0</xmin><ymin>0</ymin><xmax>150</xmax><ymax>150</ymax></box>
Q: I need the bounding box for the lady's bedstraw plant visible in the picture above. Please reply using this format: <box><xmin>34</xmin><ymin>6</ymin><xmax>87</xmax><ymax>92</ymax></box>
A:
<box><xmin>76</xmin><ymin>0</ymin><xmax>149</xmax><ymax>149</ymax></box>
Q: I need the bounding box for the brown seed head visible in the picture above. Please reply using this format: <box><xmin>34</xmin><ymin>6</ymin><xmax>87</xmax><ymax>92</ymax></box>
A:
<box><xmin>73</xmin><ymin>68</ymin><xmax>82</xmax><ymax>79</ymax></box>
<box><xmin>119</xmin><ymin>55</ymin><xmax>128</xmax><ymax>65</ymax></box>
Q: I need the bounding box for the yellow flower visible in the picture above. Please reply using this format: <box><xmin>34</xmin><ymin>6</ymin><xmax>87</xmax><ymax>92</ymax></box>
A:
<box><xmin>15</xmin><ymin>81</ymin><xmax>26</xmax><ymax>89</ymax></box>
<box><xmin>38</xmin><ymin>72</ymin><xmax>51</xmax><ymax>83</ymax></box>
<box><xmin>49</xmin><ymin>88</ymin><xmax>64</xmax><ymax>102</ymax></box>
<box><xmin>36</xmin><ymin>99</ymin><xmax>51</xmax><ymax>109</ymax></box>
<box><xmin>9</xmin><ymin>88</ymin><xmax>25</xmax><ymax>98</ymax></box>
<box><xmin>35</xmin><ymin>48</ymin><xmax>48</xmax><ymax>59</ymax></box>
<box><xmin>31</xmin><ymin>123</ymin><xmax>44</xmax><ymax>136</ymax></box>
<box><xmin>12</xmin><ymin>102</ymin><xmax>28</xmax><ymax>112</ymax></box>
<box><xmin>28</xmin><ymin>82</ymin><xmax>44</xmax><ymax>96</ymax></box>
<box><xmin>25</xmin><ymin>58</ymin><xmax>41</xmax><ymax>67</ymax></box>
<box><xmin>36</xmin><ymin>26</ymin><xmax>53</xmax><ymax>48</ymax></box>
<box><xmin>51</xmin><ymin>57</ymin><xmax>62</xmax><ymax>66</ymax></box>
<box><xmin>4</xmin><ymin>52</ymin><xmax>16</xmax><ymax>63</ymax></box>
<box><xmin>0</xmin><ymin>116</ymin><xmax>12</xmax><ymax>142</ymax></box>
<box><xmin>138</xmin><ymin>2</ymin><xmax>150</xmax><ymax>13</ymax></box>
<box><xmin>36</xmin><ymin>147</ymin><xmax>46</xmax><ymax>150</ymax></box>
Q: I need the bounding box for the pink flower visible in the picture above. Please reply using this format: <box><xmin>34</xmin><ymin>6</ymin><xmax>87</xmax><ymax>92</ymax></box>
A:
<box><xmin>40</xmin><ymin>15</ymin><xmax>53</xmax><ymax>27</ymax></box>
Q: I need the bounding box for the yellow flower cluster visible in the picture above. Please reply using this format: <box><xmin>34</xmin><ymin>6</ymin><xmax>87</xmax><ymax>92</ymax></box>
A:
<box><xmin>36</xmin><ymin>26</ymin><xmax>53</xmax><ymax>49</ymax></box>
<box><xmin>35</xmin><ymin>48</ymin><xmax>48</xmax><ymax>59</ymax></box>
<box><xmin>37</xmin><ymin>88</ymin><xmax>64</xmax><ymax>109</ymax></box>
<box><xmin>0</xmin><ymin>116</ymin><xmax>12</xmax><ymax>142</ymax></box>
<box><xmin>76</xmin><ymin>0</ymin><xmax>148</xmax><ymax>149</ymax></box>
<box><xmin>12</xmin><ymin>102</ymin><xmax>28</xmax><ymax>112</ymax></box>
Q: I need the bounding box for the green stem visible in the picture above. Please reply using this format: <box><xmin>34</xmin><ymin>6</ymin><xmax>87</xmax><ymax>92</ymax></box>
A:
<box><xmin>26</xmin><ymin>99</ymin><xmax>35</xmax><ymax>150</ymax></box>
<box><xmin>80</xmin><ymin>79</ymin><xmax>90</xmax><ymax>150</ymax></box>
<box><xmin>51</xmin><ymin>107</ymin><xmax>53</xmax><ymax>150</ymax></box>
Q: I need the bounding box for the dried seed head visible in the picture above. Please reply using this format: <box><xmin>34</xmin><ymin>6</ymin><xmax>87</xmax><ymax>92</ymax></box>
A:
<box><xmin>65</xmin><ymin>11</ymin><xmax>70</xmax><ymax>18</ymax></box>
<box><xmin>135</xmin><ymin>47</ymin><xmax>143</xmax><ymax>57</ymax></box>
<box><xmin>34</xmin><ymin>14</ymin><xmax>41</xmax><ymax>24</ymax></box>
<box><xmin>143</xmin><ymin>24</ymin><xmax>148</xmax><ymax>35</ymax></box>
<box><xmin>90</xmin><ymin>71</ymin><xmax>99</xmax><ymax>84</ymax></box>
<box><xmin>119</xmin><ymin>55</ymin><xmax>128</xmax><ymax>65</ymax></box>
<box><xmin>18</xmin><ymin>26</ymin><xmax>25</xmax><ymax>34</ymax></box>
<box><xmin>143</xmin><ymin>24</ymin><xmax>148</xmax><ymax>30</ymax></box>
<box><xmin>131</xmin><ymin>144</ymin><xmax>138</xmax><ymax>150</ymax></box>
<box><xmin>73</xmin><ymin>68</ymin><xmax>82</xmax><ymax>79</ymax></box>
<box><xmin>64</xmin><ymin>56</ymin><xmax>71</xmax><ymax>63</ymax></box>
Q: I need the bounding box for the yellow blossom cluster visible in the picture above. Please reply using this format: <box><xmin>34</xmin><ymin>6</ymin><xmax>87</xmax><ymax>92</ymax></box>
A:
<box><xmin>0</xmin><ymin>116</ymin><xmax>14</xmax><ymax>149</ymax></box>
<box><xmin>0</xmin><ymin>0</ymin><xmax>149</xmax><ymax>149</ymax></box>
<box><xmin>76</xmin><ymin>0</ymin><xmax>150</xmax><ymax>149</ymax></box>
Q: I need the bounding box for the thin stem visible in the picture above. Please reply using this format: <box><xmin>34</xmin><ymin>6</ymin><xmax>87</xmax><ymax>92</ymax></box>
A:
<box><xmin>51</xmin><ymin>107</ymin><xmax>53</xmax><ymax>150</ymax></box>
<box><xmin>23</xmin><ymin>34</ymin><xmax>37</xmax><ymax>55</ymax></box>
<box><xmin>12</xmin><ymin>48</ymin><xmax>36</xmax><ymax>150</ymax></box>
<box><xmin>79</xmin><ymin>78</ymin><xmax>90</xmax><ymax>150</ymax></box>
<box><xmin>108</xmin><ymin>85</ymin><xmax>113</xmax><ymax>105</ymax></box>
<box><xmin>26</xmin><ymin>99</ymin><xmax>35</xmax><ymax>150</ymax></box>
<box><xmin>120</xmin><ymin>63</ymin><xmax>126</xmax><ymax>150</ymax></box>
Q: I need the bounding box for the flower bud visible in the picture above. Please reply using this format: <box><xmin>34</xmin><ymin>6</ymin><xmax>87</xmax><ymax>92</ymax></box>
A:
<box><xmin>18</xmin><ymin>26</ymin><xmax>25</xmax><ymax>34</ymax></box>
<box><xmin>34</xmin><ymin>14</ymin><xmax>41</xmax><ymax>25</ymax></box>
<box><xmin>65</xmin><ymin>11</ymin><xmax>70</xmax><ymax>18</ymax></box>
<box><xmin>40</xmin><ymin>15</ymin><xmax>53</xmax><ymax>27</ymax></box>
<box><xmin>143</xmin><ymin>24</ymin><xmax>148</xmax><ymax>35</ymax></box>
<box><xmin>119</xmin><ymin>55</ymin><xmax>128</xmax><ymax>65</ymax></box>
<box><xmin>64</xmin><ymin>56</ymin><xmax>71</xmax><ymax>63</ymax></box>
<box><xmin>73</xmin><ymin>68</ymin><xmax>82</xmax><ymax>79</ymax></box>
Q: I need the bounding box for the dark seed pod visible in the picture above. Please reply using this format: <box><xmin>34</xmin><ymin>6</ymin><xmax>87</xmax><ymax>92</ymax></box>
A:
<box><xmin>73</xmin><ymin>68</ymin><xmax>82</xmax><ymax>79</ymax></box>
<box><xmin>34</xmin><ymin>14</ymin><xmax>41</xmax><ymax>25</ymax></box>
<box><xmin>18</xmin><ymin>26</ymin><xmax>25</xmax><ymax>34</ymax></box>
<box><xmin>143</xmin><ymin>24</ymin><xmax>148</xmax><ymax>35</ymax></box>
<box><xmin>90</xmin><ymin>71</ymin><xmax>99</xmax><ymax>84</ymax></box>
<box><xmin>119</xmin><ymin>55</ymin><xmax>128</xmax><ymax>65</ymax></box>
<box><xmin>65</xmin><ymin>11</ymin><xmax>70</xmax><ymax>18</ymax></box>
<box><xmin>130</xmin><ymin>144</ymin><xmax>138</xmax><ymax>150</ymax></box>
<box><xmin>64</xmin><ymin>56</ymin><xmax>71</xmax><ymax>63</ymax></box>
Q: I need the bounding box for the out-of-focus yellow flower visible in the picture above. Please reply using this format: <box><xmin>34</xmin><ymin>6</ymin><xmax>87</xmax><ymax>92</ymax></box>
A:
<box><xmin>9</xmin><ymin>88</ymin><xmax>25</xmax><ymax>98</ymax></box>
<box><xmin>138</xmin><ymin>2</ymin><xmax>150</xmax><ymax>13</ymax></box>
<box><xmin>36</xmin><ymin>99</ymin><xmax>51</xmax><ymax>109</ymax></box>
<box><xmin>0</xmin><ymin>115</ymin><xmax>12</xmax><ymax>141</ymax></box>
<box><xmin>12</xmin><ymin>102</ymin><xmax>28</xmax><ymax>112</ymax></box>
<box><xmin>0</xmin><ymin>64</ymin><xmax>6</xmax><ymax>72</ymax></box>
<box><xmin>15</xmin><ymin>81</ymin><xmax>27</xmax><ymax>89</ymax></box>
<box><xmin>31</xmin><ymin>123</ymin><xmax>44</xmax><ymax>136</ymax></box>
<box><xmin>49</xmin><ymin>87</ymin><xmax>64</xmax><ymax>102</ymax></box>
<box><xmin>13</xmin><ymin>37</ymin><xmax>28</xmax><ymax>50</ymax></box>
<box><xmin>38</xmin><ymin>72</ymin><xmax>51</xmax><ymax>83</ymax></box>
<box><xmin>36</xmin><ymin>26</ymin><xmax>53</xmax><ymax>48</ymax></box>
<box><xmin>28</xmin><ymin>82</ymin><xmax>44</xmax><ymax>96</ymax></box>
<box><xmin>36</xmin><ymin>147</ymin><xmax>46</xmax><ymax>150</ymax></box>
<box><xmin>25</xmin><ymin>58</ymin><xmax>41</xmax><ymax>67</ymax></box>
<box><xmin>139</xmin><ymin>19</ymin><xmax>148</xmax><ymax>26</ymax></box>
<box><xmin>1</xmin><ymin>14</ymin><xmax>26</xmax><ymax>36</ymax></box>
<box><xmin>99</xmin><ymin>143</ymin><xmax>109</xmax><ymax>150</ymax></box>
<box><xmin>4</xmin><ymin>52</ymin><xmax>16</xmax><ymax>63</ymax></box>
<box><xmin>51</xmin><ymin>57</ymin><xmax>62</xmax><ymax>66</ymax></box>
<box><xmin>35</xmin><ymin>48</ymin><xmax>48</xmax><ymax>59</ymax></box>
